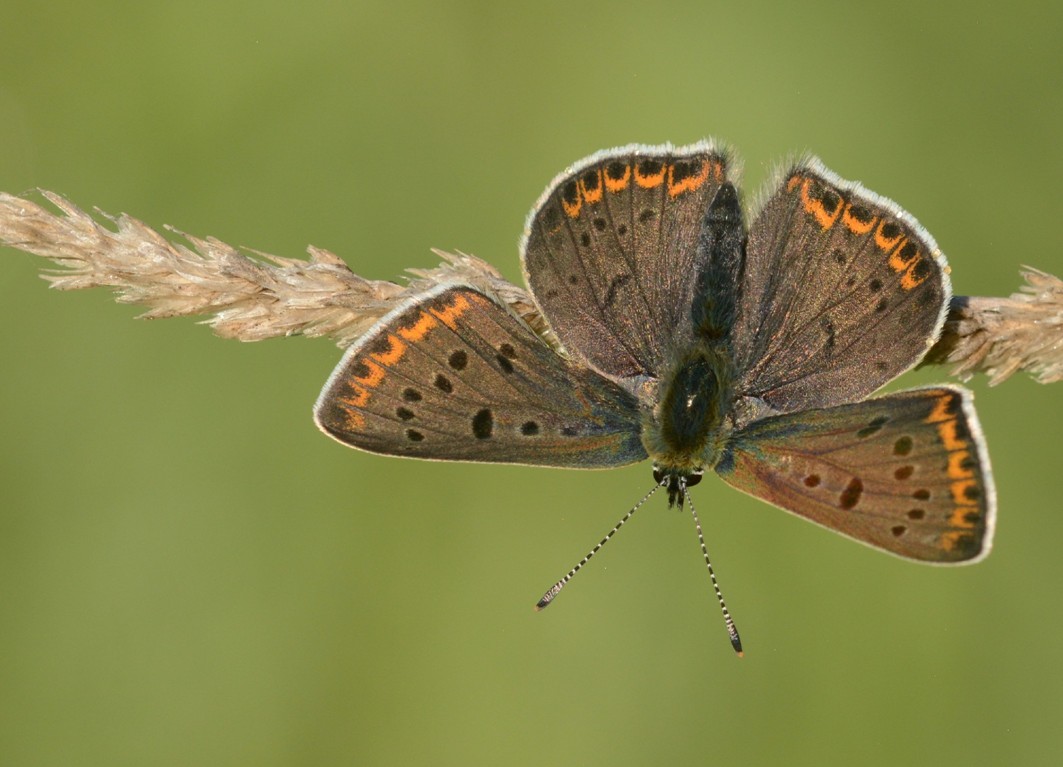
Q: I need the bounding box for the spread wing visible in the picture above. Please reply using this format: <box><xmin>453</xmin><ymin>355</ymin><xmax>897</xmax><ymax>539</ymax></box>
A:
<box><xmin>521</xmin><ymin>142</ymin><xmax>732</xmax><ymax>381</ymax></box>
<box><xmin>732</xmin><ymin>159</ymin><xmax>951</xmax><ymax>418</ymax></box>
<box><xmin>717</xmin><ymin>387</ymin><xmax>995</xmax><ymax>564</ymax></box>
<box><xmin>314</xmin><ymin>284</ymin><xmax>647</xmax><ymax>468</ymax></box>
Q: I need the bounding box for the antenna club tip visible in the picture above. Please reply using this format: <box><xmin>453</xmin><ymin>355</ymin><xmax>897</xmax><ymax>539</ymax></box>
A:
<box><xmin>735</xmin><ymin>650</ymin><xmax>744</xmax><ymax>658</ymax></box>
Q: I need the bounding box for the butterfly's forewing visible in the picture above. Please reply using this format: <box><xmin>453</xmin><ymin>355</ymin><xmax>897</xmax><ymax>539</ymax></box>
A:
<box><xmin>717</xmin><ymin>387</ymin><xmax>995</xmax><ymax>563</ymax></box>
<box><xmin>314</xmin><ymin>284</ymin><xmax>646</xmax><ymax>468</ymax></box>
<box><xmin>733</xmin><ymin>160</ymin><xmax>950</xmax><ymax>418</ymax></box>
<box><xmin>521</xmin><ymin>143</ymin><xmax>731</xmax><ymax>381</ymax></box>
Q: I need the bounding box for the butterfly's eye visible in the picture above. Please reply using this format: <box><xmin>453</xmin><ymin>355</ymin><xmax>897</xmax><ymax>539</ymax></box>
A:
<box><xmin>652</xmin><ymin>467</ymin><xmax>666</xmax><ymax>485</ymax></box>
<box><xmin>686</xmin><ymin>471</ymin><xmax>704</xmax><ymax>488</ymax></box>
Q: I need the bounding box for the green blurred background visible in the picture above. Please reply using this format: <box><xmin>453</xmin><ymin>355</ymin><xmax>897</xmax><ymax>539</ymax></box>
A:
<box><xmin>1</xmin><ymin>2</ymin><xmax>1060</xmax><ymax>765</ymax></box>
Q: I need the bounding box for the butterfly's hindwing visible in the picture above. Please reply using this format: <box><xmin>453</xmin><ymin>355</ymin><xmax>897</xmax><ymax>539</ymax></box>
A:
<box><xmin>733</xmin><ymin>160</ymin><xmax>950</xmax><ymax>417</ymax></box>
<box><xmin>314</xmin><ymin>284</ymin><xmax>647</xmax><ymax>468</ymax></box>
<box><xmin>521</xmin><ymin>143</ymin><xmax>731</xmax><ymax>381</ymax></box>
<box><xmin>717</xmin><ymin>387</ymin><xmax>995</xmax><ymax>563</ymax></box>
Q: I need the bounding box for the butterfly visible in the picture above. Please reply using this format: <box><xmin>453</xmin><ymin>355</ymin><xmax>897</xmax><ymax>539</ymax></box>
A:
<box><xmin>313</xmin><ymin>142</ymin><xmax>996</xmax><ymax>653</ymax></box>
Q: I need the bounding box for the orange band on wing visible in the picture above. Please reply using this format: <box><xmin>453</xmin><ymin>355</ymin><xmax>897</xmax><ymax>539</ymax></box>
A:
<box><xmin>429</xmin><ymin>293</ymin><xmax>471</xmax><ymax>329</ymax></box>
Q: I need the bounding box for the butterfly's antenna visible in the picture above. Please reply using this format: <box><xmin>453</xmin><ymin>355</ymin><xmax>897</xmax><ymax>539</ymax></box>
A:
<box><xmin>686</xmin><ymin>491</ymin><xmax>743</xmax><ymax>657</ymax></box>
<box><xmin>535</xmin><ymin>483</ymin><xmax>661</xmax><ymax>610</ymax></box>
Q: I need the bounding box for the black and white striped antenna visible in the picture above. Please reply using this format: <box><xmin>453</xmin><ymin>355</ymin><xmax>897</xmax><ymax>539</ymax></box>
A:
<box><xmin>534</xmin><ymin>477</ymin><xmax>743</xmax><ymax>656</ymax></box>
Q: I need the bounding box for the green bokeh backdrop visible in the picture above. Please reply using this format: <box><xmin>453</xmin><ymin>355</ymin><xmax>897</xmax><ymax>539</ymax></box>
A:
<box><xmin>2</xmin><ymin>2</ymin><xmax>1061</xmax><ymax>766</ymax></box>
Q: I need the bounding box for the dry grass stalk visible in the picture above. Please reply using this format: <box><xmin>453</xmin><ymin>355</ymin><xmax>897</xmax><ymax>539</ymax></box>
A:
<box><xmin>924</xmin><ymin>268</ymin><xmax>1062</xmax><ymax>384</ymax></box>
<box><xmin>1</xmin><ymin>190</ymin><xmax>1059</xmax><ymax>384</ymax></box>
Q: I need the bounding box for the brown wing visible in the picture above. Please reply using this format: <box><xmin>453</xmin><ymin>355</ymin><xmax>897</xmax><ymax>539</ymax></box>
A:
<box><xmin>521</xmin><ymin>142</ymin><xmax>732</xmax><ymax>381</ymax></box>
<box><xmin>314</xmin><ymin>284</ymin><xmax>646</xmax><ymax>468</ymax></box>
<box><xmin>733</xmin><ymin>159</ymin><xmax>951</xmax><ymax>418</ymax></box>
<box><xmin>717</xmin><ymin>387</ymin><xmax>995</xmax><ymax>564</ymax></box>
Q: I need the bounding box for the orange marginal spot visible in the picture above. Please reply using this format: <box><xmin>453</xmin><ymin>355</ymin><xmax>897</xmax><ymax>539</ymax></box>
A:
<box><xmin>786</xmin><ymin>174</ymin><xmax>803</xmax><ymax>193</ymax></box>
<box><xmin>579</xmin><ymin>170</ymin><xmax>604</xmax><ymax>204</ymax></box>
<box><xmin>603</xmin><ymin>162</ymin><xmax>631</xmax><ymax>193</ymax></box>
<box><xmin>812</xmin><ymin>201</ymin><xmax>841</xmax><ymax>229</ymax></box>
<box><xmin>560</xmin><ymin>180</ymin><xmax>582</xmax><ymax>219</ymax></box>
<box><xmin>351</xmin><ymin>358</ymin><xmax>386</xmax><ymax>389</ymax></box>
<box><xmin>948</xmin><ymin>492</ymin><xmax>977</xmax><ymax>522</ymax></box>
<box><xmin>341</xmin><ymin>407</ymin><xmax>365</xmax><ymax>431</ymax></box>
<box><xmin>937</xmin><ymin>419</ymin><xmax>968</xmax><ymax>452</ymax></box>
<box><xmin>397</xmin><ymin>311</ymin><xmax>438</xmax><ymax>343</ymax></box>
<box><xmin>841</xmin><ymin>203</ymin><xmax>877</xmax><ymax>235</ymax></box>
<box><xmin>667</xmin><ymin>159</ymin><xmax>711</xmax><ymax>197</ymax></box>
<box><xmin>940</xmin><ymin>530</ymin><xmax>973</xmax><ymax>552</ymax></box>
<box><xmin>900</xmin><ymin>260</ymin><xmax>931</xmax><ymax>290</ymax></box>
<box><xmin>947</xmin><ymin>449</ymin><xmax>975</xmax><ymax>480</ymax></box>
<box><xmin>429</xmin><ymin>292</ymin><xmax>472</xmax><ymax>330</ymax></box>
<box><xmin>371</xmin><ymin>334</ymin><xmax>407</xmax><ymax>366</ymax></box>
<box><xmin>799</xmin><ymin>179</ymin><xmax>842</xmax><ymax>230</ymax></box>
<box><xmin>950</xmin><ymin>480</ymin><xmax>980</xmax><ymax>509</ymax></box>
<box><xmin>712</xmin><ymin>161</ymin><xmax>724</xmax><ymax>183</ymax></box>
<box><xmin>889</xmin><ymin>241</ymin><xmax>921</xmax><ymax>274</ymax></box>
<box><xmin>340</xmin><ymin>384</ymin><xmax>371</xmax><ymax>409</ymax></box>
<box><xmin>634</xmin><ymin>161</ymin><xmax>667</xmax><ymax>189</ymax></box>
<box><xmin>925</xmin><ymin>393</ymin><xmax>955</xmax><ymax>424</ymax></box>
<box><xmin>875</xmin><ymin>220</ymin><xmax>905</xmax><ymax>252</ymax></box>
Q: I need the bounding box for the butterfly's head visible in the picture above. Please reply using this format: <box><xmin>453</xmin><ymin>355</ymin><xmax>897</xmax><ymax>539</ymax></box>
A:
<box><xmin>653</xmin><ymin>465</ymin><xmax>704</xmax><ymax>508</ymax></box>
